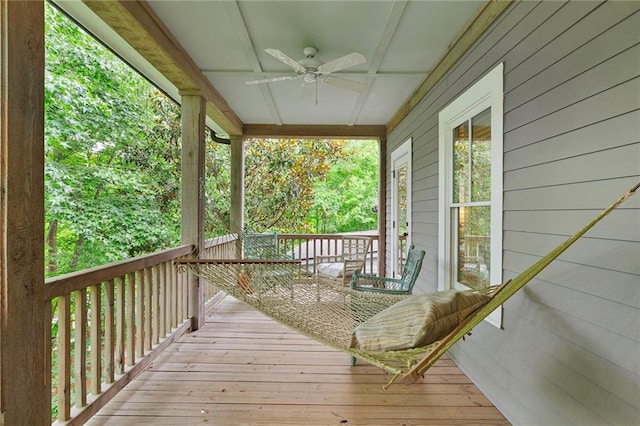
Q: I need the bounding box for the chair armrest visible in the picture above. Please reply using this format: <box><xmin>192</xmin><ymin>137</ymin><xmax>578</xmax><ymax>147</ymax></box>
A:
<box><xmin>350</xmin><ymin>273</ymin><xmax>411</xmax><ymax>294</ymax></box>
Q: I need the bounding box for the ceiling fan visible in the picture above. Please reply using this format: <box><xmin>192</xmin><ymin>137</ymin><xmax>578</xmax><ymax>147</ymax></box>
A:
<box><xmin>246</xmin><ymin>47</ymin><xmax>367</xmax><ymax>97</ymax></box>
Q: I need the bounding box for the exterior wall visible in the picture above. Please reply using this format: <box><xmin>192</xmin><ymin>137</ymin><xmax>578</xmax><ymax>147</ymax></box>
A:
<box><xmin>387</xmin><ymin>1</ymin><xmax>640</xmax><ymax>424</ymax></box>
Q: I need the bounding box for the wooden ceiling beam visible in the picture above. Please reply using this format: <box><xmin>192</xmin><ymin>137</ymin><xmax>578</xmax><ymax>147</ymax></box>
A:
<box><xmin>82</xmin><ymin>0</ymin><xmax>244</xmax><ymax>136</ymax></box>
<box><xmin>243</xmin><ymin>124</ymin><xmax>387</xmax><ymax>140</ymax></box>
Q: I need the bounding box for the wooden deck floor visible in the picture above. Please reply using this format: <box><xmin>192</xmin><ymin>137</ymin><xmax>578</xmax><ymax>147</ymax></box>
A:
<box><xmin>88</xmin><ymin>296</ymin><xmax>509</xmax><ymax>425</ymax></box>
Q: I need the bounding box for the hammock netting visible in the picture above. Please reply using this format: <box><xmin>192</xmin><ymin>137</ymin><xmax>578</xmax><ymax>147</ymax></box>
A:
<box><xmin>182</xmin><ymin>183</ymin><xmax>638</xmax><ymax>388</ymax></box>
<box><xmin>188</xmin><ymin>256</ymin><xmax>445</xmax><ymax>371</ymax></box>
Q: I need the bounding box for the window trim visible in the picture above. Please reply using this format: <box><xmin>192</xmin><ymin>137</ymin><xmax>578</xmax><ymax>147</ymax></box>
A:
<box><xmin>438</xmin><ymin>63</ymin><xmax>504</xmax><ymax>328</ymax></box>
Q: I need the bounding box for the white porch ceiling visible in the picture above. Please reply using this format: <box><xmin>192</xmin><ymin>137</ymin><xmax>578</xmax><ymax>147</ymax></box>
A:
<box><xmin>57</xmin><ymin>0</ymin><xmax>486</xmax><ymax>134</ymax></box>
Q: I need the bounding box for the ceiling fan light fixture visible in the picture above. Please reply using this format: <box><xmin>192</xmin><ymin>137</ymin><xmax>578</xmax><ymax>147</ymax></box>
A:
<box><xmin>303</xmin><ymin>73</ymin><xmax>316</xmax><ymax>84</ymax></box>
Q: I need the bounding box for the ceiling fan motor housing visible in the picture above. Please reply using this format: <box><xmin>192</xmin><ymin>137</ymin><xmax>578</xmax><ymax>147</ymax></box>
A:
<box><xmin>303</xmin><ymin>46</ymin><xmax>318</xmax><ymax>58</ymax></box>
<box><xmin>298</xmin><ymin>46</ymin><xmax>323</xmax><ymax>75</ymax></box>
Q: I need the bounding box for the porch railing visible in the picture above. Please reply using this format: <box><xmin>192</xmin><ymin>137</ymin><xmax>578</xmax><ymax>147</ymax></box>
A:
<box><xmin>47</xmin><ymin>245</ymin><xmax>184</xmax><ymax>424</ymax></box>
<box><xmin>276</xmin><ymin>233</ymin><xmax>379</xmax><ymax>276</ymax></box>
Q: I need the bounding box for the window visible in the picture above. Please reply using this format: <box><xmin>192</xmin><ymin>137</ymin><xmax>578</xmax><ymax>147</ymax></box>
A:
<box><xmin>438</xmin><ymin>63</ymin><xmax>503</xmax><ymax>327</ymax></box>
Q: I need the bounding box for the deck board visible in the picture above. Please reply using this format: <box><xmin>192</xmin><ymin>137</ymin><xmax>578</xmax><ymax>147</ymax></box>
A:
<box><xmin>88</xmin><ymin>296</ymin><xmax>509</xmax><ymax>425</ymax></box>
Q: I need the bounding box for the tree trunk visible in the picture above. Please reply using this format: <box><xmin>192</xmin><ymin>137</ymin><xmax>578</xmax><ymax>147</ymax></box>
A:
<box><xmin>69</xmin><ymin>234</ymin><xmax>85</xmax><ymax>271</ymax></box>
<box><xmin>47</xmin><ymin>219</ymin><xmax>58</xmax><ymax>274</ymax></box>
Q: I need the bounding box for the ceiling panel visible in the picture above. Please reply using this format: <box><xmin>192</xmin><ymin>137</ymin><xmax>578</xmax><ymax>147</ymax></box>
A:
<box><xmin>357</xmin><ymin>75</ymin><xmax>425</xmax><ymax>124</ymax></box>
<box><xmin>269</xmin><ymin>79</ymin><xmax>364</xmax><ymax>125</ymax></box>
<box><xmin>149</xmin><ymin>1</ymin><xmax>250</xmax><ymax>70</ymax></box>
<box><xmin>207</xmin><ymin>74</ymin><xmax>279</xmax><ymax>124</ymax></box>
<box><xmin>379</xmin><ymin>1</ymin><xmax>483</xmax><ymax>72</ymax></box>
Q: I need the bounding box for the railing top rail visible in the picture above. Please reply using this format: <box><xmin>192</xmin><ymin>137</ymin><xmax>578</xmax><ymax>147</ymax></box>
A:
<box><xmin>204</xmin><ymin>234</ymin><xmax>237</xmax><ymax>249</ymax></box>
<box><xmin>176</xmin><ymin>258</ymin><xmax>301</xmax><ymax>265</ymax></box>
<box><xmin>45</xmin><ymin>244</ymin><xmax>193</xmax><ymax>300</ymax></box>
<box><xmin>277</xmin><ymin>233</ymin><xmax>379</xmax><ymax>240</ymax></box>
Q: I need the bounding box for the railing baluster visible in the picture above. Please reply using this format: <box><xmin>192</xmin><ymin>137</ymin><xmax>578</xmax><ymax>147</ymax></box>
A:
<box><xmin>160</xmin><ymin>262</ymin><xmax>168</xmax><ymax>338</ymax></box>
<box><xmin>176</xmin><ymin>268</ymin><xmax>182</xmax><ymax>323</ymax></box>
<box><xmin>152</xmin><ymin>265</ymin><xmax>160</xmax><ymax>345</ymax></box>
<box><xmin>136</xmin><ymin>269</ymin><xmax>145</xmax><ymax>358</ymax></box>
<box><xmin>144</xmin><ymin>267</ymin><xmax>152</xmax><ymax>352</ymax></box>
<box><xmin>182</xmin><ymin>269</ymin><xmax>187</xmax><ymax>321</ymax></box>
<box><xmin>115</xmin><ymin>276</ymin><xmax>125</xmax><ymax>375</ymax></box>
<box><xmin>126</xmin><ymin>272</ymin><xmax>135</xmax><ymax>366</ymax></box>
<box><xmin>90</xmin><ymin>284</ymin><xmax>102</xmax><ymax>396</ymax></box>
<box><xmin>74</xmin><ymin>289</ymin><xmax>87</xmax><ymax>408</ymax></box>
<box><xmin>178</xmin><ymin>269</ymin><xmax>184</xmax><ymax>322</ymax></box>
<box><xmin>57</xmin><ymin>294</ymin><xmax>71</xmax><ymax>421</ymax></box>
<box><xmin>170</xmin><ymin>262</ymin><xmax>177</xmax><ymax>329</ymax></box>
<box><xmin>104</xmin><ymin>279</ymin><xmax>115</xmax><ymax>384</ymax></box>
<box><xmin>167</xmin><ymin>261</ymin><xmax>173</xmax><ymax>333</ymax></box>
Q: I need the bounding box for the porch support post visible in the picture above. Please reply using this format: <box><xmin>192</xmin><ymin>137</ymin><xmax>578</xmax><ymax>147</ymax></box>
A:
<box><xmin>180</xmin><ymin>90</ymin><xmax>206</xmax><ymax>330</ymax></box>
<box><xmin>230</xmin><ymin>136</ymin><xmax>245</xmax><ymax>257</ymax></box>
<box><xmin>0</xmin><ymin>0</ymin><xmax>49</xmax><ymax>423</ymax></box>
<box><xmin>378</xmin><ymin>134</ymin><xmax>387</xmax><ymax>276</ymax></box>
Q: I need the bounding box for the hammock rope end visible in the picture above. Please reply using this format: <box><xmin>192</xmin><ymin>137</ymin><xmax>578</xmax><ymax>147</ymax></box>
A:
<box><xmin>383</xmin><ymin>371</ymin><xmax>403</xmax><ymax>390</ymax></box>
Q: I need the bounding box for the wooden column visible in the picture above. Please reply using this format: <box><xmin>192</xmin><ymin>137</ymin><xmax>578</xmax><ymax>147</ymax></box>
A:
<box><xmin>180</xmin><ymin>90</ymin><xmax>205</xmax><ymax>330</ymax></box>
<box><xmin>377</xmin><ymin>134</ymin><xmax>387</xmax><ymax>276</ymax></box>
<box><xmin>230</xmin><ymin>136</ymin><xmax>245</xmax><ymax>256</ymax></box>
<box><xmin>0</xmin><ymin>0</ymin><xmax>49</xmax><ymax>423</ymax></box>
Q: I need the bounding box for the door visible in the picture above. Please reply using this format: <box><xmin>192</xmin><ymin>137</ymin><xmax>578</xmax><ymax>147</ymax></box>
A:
<box><xmin>391</xmin><ymin>138</ymin><xmax>411</xmax><ymax>277</ymax></box>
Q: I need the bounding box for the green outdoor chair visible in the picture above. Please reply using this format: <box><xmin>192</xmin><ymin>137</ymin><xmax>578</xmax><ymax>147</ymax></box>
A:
<box><xmin>242</xmin><ymin>232</ymin><xmax>296</xmax><ymax>296</ymax></box>
<box><xmin>244</xmin><ymin>232</ymin><xmax>279</xmax><ymax>259</ymax></box>
<box><xmin>350</xmin><ymin>245</ymin><xmax>425</xmax><ymax>295</ymax></box>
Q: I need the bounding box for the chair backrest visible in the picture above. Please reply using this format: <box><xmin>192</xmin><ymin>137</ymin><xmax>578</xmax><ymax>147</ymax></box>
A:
<box><xmin>398</xmin><ymin>245</ymin><xmax>426</xmax><ymax>291</ymax></box>
<box><xmin>341</xmin><ymin>236</ymin><xmax>372</xmax><ymax>284</ymax></box>
<box><xmin>244</xmin><ymin>233</ymin><xmax>278</xmax><ymax>259</ymax></box>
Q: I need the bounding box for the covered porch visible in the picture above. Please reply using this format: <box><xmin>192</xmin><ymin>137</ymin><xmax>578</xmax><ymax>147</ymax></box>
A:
<box><xmin>4</xmin><ymin>1</ymin><xmax>505</xmax><ymax>422</ymax></box>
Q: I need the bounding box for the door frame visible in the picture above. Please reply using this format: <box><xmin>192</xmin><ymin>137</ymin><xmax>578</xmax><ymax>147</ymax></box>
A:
<box><xmin>390</xmin><ymin>138</ymin><xmax>412</xmax><ymax>277</ymax></box>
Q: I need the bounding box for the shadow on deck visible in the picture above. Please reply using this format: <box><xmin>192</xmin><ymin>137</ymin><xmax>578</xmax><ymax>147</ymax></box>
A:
<box><xmin>87</xmin><ymin>296</ymin><xmax>509</xmax><ymax>425</ymax></box>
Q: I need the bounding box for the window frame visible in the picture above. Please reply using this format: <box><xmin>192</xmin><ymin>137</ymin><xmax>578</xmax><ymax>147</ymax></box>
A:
<box><xmin>438</xmin><ymin>63</ymin><xmax>504</xmax><ymax>328</ymax></box>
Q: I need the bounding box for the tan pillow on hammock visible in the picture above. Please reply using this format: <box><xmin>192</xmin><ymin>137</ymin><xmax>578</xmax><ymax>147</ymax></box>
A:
<box><xmin>350</xmin><ymin>290</ymin><xmax>491</xmax><ymax>351</ymax></box>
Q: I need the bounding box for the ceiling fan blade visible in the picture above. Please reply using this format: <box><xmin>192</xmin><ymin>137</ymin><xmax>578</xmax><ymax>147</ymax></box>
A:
<box><xmin>245</xmin><ymin>75</ymin><xmax>300</xmax><ymax>85</ymax></box>
<box><xmin>325</xmin><ymin>76</ymin><xmax>368</xmax><ymax>92</ymax></box>
<box><xmin>317</xmin><ymin>52</ymin><xmax>366</xmax><ymax>74</ymax></box>
<box><xmin>265</xmin><ymin>48</ymin><xmax>306</xmax><ymax>74</ymax></box>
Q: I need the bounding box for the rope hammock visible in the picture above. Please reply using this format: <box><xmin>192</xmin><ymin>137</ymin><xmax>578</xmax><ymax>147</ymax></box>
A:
<box><xmin>179</xmin><ymin>183</ymin><xmax>638</xmax><ymax>388</ymax></box>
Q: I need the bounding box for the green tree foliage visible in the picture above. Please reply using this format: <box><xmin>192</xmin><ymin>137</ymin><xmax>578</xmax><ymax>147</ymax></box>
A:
<box><xmin>45</xmin><ymin>4</ymin><xmax>182</xmax><ymax>276</ymax></box>
<box><xmin>217</xmin><ymin>137</ymin><xmax>379</xmax><ymax>235</ymax></box>
<box><xmin>205</xmin><ymin>136</ymin><xmax>232</xmax><ymax>238</ymax></box>
<box><xmin>313</xmin><ymin>140</ymin><xmax>378</xmax><ymax>233</ymax></box>
<box><xmin>209</xmin><ymin>137</ymin><xmax>379</xmax><ymax>236</ymax></box>
<box><xmin>244</xmin><ymin>138</ymin><xmax>348</xmax><ymax>233</ymax></box>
